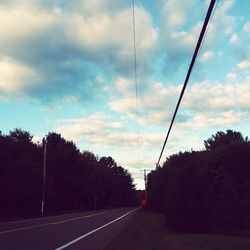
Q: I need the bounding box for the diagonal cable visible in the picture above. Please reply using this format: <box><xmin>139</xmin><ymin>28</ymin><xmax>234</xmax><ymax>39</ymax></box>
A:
<box><xmin>157</xmin><ymin>0</ymin><xmax>217</xmax><ymax>167</ymax></box>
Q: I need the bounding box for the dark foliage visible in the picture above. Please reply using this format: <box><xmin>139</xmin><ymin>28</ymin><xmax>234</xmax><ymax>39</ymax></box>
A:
<box><xmin>0</xmin><ymin>128</ymin><xmax>136</xmax><ymax>217</ymax></box>
<box><xmin>147</xmin><ymin>130</ymin><xmax>250</xmax><ymax>234</ymax></box>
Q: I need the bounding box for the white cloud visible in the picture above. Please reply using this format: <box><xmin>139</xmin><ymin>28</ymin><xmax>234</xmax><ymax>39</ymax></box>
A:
<box><xmin>178</xmin><ymin>110</ymin><xmax>248</xmax><ymax>129</ymax></box>
<box><xmin>156</xmin><ymin>0</ymin><xmax>236</xmax><ymax>74</ymax></box>
<box><xmin>114</xmin><ymin>78</ymin><xmax>135</xmax><ymax>97</ymax></box>
<box><xmin>56</xmin><ymin>113</ymin><xmax>126</xmax><ymax>145</ymax></box>
<box><xmin>0</xmin><ymin>56</ymin><xmax>38</xmax><ymax>93</ymax></box>
<box><xmin>156</xmin><ymin>0</ymin><xmax>207</xmax><ymax>68</ymax></box>
<box><xmin>54</xmin><ymin>111</ymin><xmax>189</xmax><ymax>186</ymax></box>
<box><xmin>203</xmin><ymin>0</ymin><xmax>235</xmax><ymax>40</ymax></box>
<box><xmin>55</xmin><ymin>111</ymin><xmax>186</xmax><ymax>151</ymax></box>
<box><xmin>32</xmin><ymin>135</ymin><xmax>42</xmax><ymax>144</ymax></box>
<box><xmin>66</xmin><ymin>6</ymin><xmax>157</xmax><ymax>71</ymax></box>
<box><xmin>162</xmin><ymin>0</ymin><xmax>198</xmax><ymax>29</ymax></box>
<box><xmin>200</xmin><ymin>50</ymin><xmax>215</xmax><ymax>62</ymax></box>
<box><xmin>0</xmin><ymin>5</ymin><xmax>56</xmax><ymax>47</ymax></box>
<box><xmin>111</xmin><ymin>75</ymin><xmax>250</xmax><ymax>128</ymax></box>
<box><xmin>118</xmin><ymin>156</ymin><xmax>155</xmax><ymax>186</ymax></box>
<box><xmin>65</xmin><ymin>0</ymin><xmax>128</xmax><ymax>16</ymax></box>
<box><xmin>0</xmin><ymin>1</ymin><xmax>158</xmax><ymax>102</ymax></box>
<box><xmin>238</xmin><ymin>60</ymin><xmax>250</xmax><ymax>69</ymax></box>
<box><xmin>184</xmin><ymin>79</ymin><xmax>250</xmax><ymax>111</ymax></box>
<box><xmin>243</xmin><ymin>21</ymin><xmax>250</xmax><ymax>32</ymax></box>
<box><xmin>109</xmin><ymin>97</ymin><xmax>137</xmax><ymax>114</ymax></box>
<box><xmin>237</xmin><ymin>78</ymin><xmax>250</xmax><ymax>109</ymax></box>
<box><xmin>229</xmin><ymin>33</ymin><xmax>239</xmax><ymax>44</ymax></box>
<box><xmin>109</xmin><ymin>81</ymin><xmax>180</xmax><ymax>123</ymax></box>
<box><xmin>226</xmin><ymin>72</ymin><xmax>237</xmax><ymax>81</ymax></box>
<box><xmin>215</xmin><ymin>0</ymin><xmax>236</xmax><ymax>37</ymax></box>
<box><xmin>139</xmin><ymin>111</ymin><xmax>171</xmax><ymax>126</ymax></box>
<box><xmin>170</xmin><ymin>22</ymin><xmax>202</xmax><ymax>48</ymax></box>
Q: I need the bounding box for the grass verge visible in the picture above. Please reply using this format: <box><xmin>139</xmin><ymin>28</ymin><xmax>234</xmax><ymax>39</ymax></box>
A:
<box><xmin>105</xmin><ymin>210</ymin><xmax>250</xmax><ymax>250</ymax></box>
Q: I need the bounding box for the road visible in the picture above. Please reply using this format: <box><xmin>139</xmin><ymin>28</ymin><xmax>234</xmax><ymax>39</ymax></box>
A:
<box><xmin>0</xmin><ymin>207</ymin><xmax>137</xmax><ymax>250</ymax></box>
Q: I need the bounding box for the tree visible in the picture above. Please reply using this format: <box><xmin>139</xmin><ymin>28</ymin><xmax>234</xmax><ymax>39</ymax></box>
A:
<box><xmin>9</xmin><ymin>128</ymin><xmax>33</xmax><ymax>143</ymax></box>
<box><xmin>0</xmin><ymin>129</ymin><xmax>42</xmax><ymax>215</ymax></box>
<box><xmin>204</xmin><ymin>130</ymin><xmax>247</xmax><ymax>151</ymax></box>
<box><xmin>99</xmin><ymin>156</ymin><xmax>136</xmax><ymax>207</ymax></box>
<box><xmin>44</xmin><ymin>132</ymin><xmax>82</xmax><ymax>211</ymax></box>
<box><xmin>0</xmin><ymin>128</ymin><xmax>137</xmax><ymax>217</ymax></box>
<box><xmin>148</xmin><ymin>130</ymin><xmax>250</xmax><ymax>234</ymax></box>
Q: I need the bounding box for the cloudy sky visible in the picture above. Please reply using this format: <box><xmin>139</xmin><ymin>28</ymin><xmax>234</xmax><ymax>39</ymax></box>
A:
<box><xmin>1</xmin><ymin>0</ymin><xmax>250</xmax><ymax>189</ymax></box>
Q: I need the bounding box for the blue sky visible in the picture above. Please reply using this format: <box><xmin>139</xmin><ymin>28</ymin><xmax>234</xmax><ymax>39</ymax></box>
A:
<box><xmin>0</xmin><ymin>0</ymin><xmax>250</xmax><ymax>189</ymax></box>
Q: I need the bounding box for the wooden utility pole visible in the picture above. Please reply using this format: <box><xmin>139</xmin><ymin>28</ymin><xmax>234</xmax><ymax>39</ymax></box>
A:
<box><xmin>141</xmin><ymin>169</ymin><xmax>150</xmax><ymax>200</ymax></box>
<box><xmin>41</xmin><ymin>140</ymin><xmax>47</xmax><ymax>214</ymax></box>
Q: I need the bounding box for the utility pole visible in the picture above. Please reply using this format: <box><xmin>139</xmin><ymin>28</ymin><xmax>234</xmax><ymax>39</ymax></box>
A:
<box><xmin>141</xmin><ymin>169</ymin><xmax>150</xmax><ymax>201</ymax></box>
<box><xmin>94</xmin><ymin>195</ymin><xmax>97</xmax><ymax>210</ymax></box>
<box><xmin>41</xmin><ymin>139</ymin><xmax>47</xmax><ymax>215</ymax></box>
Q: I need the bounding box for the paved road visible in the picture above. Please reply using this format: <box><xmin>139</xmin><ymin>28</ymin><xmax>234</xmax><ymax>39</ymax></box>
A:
<box><xmin>0</xmin><ymin>207</ymin><xmax>137</xmax><ymax>250</ymax></box>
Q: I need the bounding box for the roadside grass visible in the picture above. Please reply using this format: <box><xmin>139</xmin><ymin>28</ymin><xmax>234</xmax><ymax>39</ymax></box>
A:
<box><xmin>105</xmin><ymin>210</ymin><xmax>250</xmax><ymax>250</ymax></box>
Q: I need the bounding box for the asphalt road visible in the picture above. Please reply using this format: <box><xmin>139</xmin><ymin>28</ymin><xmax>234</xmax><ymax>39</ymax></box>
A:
<box><xmin>0</xmin><ymin>207</ymin><xmax>137</xmax><ymax>250</ymax></box>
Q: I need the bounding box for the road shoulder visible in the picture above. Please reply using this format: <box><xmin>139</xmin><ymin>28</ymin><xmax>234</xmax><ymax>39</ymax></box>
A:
<box><xmin>105</xmin><ymin>210</ymin><xmax>250</xmax><ymax>250</ymax></box>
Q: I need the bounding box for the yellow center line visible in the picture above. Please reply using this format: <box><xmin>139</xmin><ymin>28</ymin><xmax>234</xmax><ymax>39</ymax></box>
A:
<box><xmin>0</xmin><ymin>211</ymin><xmax>106</xmax><ymax>235</ymax></box>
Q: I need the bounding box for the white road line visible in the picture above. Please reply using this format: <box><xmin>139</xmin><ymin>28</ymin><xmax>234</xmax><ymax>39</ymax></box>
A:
<box><xmin>55</xmin><ymin>208</ymin><xmax>138</xmax><ymax>250</ymax></box>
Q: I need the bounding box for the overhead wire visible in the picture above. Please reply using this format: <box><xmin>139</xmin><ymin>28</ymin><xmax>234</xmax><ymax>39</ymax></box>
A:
<box><xmin>132</xmin><ymin>0</ymin><xmax>140</xmax><ymax>148</ymax></box>
<box><xmin>156</xmin><ymin>0</ymin><xmax>217</xmax><ymax>167</ymax></box>
<box><xmin>199</xmin><ymin>0</ymin><xmax>219</xmax><ymax>57</ymax></box>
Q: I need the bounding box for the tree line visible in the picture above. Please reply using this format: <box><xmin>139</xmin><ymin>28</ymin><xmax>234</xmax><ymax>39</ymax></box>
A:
<box><xmin>147</xmin><ymin>130</ymin><xmax>250</xmax><ymax>234</ymax></box>
<box><xmin>0</xmin><ymin>129</ymin><xmax>137</xmax><ymax>217</ymax></box>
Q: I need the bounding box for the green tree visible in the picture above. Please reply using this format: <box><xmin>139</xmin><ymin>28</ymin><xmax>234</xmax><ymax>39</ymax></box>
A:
<box><xmin>0</xmin><ymin>129</ymin><xmax>42</xmax><ymax>215</ymax></box>
<box><xmin>148</xmin><ymin>130</ymin><xmax>250</xmax><ymax>234</ymax></box>
<box><xmin>204</xmin><ymin>129</ymin><xmax>247</xmax><ymax>151</ymax></box>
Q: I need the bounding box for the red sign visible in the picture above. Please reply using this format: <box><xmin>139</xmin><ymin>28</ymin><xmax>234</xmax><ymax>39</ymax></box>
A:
<box><xmin>140</xmin><ymin>199</ymin><xmax>147</xmax><ymax>206</ymax></box>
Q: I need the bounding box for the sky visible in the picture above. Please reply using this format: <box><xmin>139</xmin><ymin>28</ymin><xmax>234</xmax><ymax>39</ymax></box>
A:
<box><xmin>0</xmin><ymin>0</ymin><xmax>250</xmax><ymax>189</ymax></box>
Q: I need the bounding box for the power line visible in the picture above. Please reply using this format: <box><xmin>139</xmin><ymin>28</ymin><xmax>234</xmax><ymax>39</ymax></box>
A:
<box><xmin>199</xmin><ymin>0</ymin><xmax>219</xmax><ymax>56</ymax></box>
<box><xmin>156</xmin><ymin>0</ymin><xmax>217</xmax><ymax>167</ymax></box>
<box><xmin>132</xmin><ymin>0</ymin><xmax>139</xmax><ymax>147</ymax></box>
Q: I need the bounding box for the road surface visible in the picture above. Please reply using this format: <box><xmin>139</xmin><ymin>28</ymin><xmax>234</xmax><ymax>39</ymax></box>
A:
<box><xmin>0</xmin><ymin>207</ymin><xmax>137</xmax><ymax>250</ymax></box>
